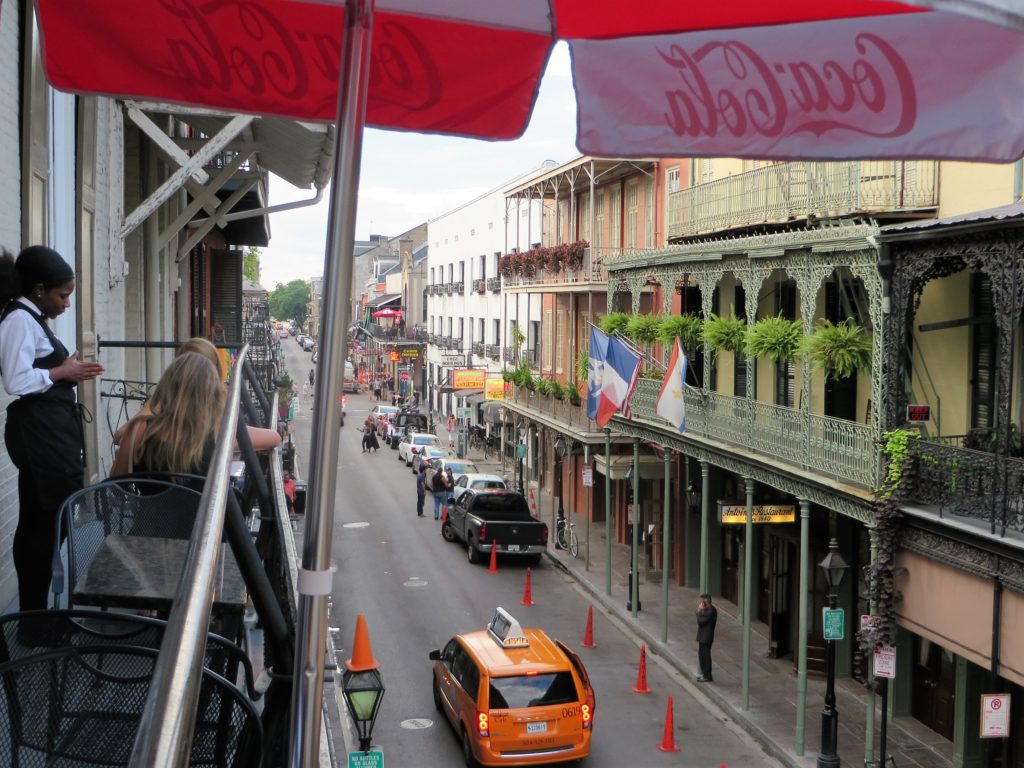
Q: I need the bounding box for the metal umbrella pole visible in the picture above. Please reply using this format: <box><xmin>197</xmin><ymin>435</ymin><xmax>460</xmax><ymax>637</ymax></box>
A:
<box><xmin>288</xmin><ymin>1</ymin><xmax>374</xmax><ymax>765</ymax></box>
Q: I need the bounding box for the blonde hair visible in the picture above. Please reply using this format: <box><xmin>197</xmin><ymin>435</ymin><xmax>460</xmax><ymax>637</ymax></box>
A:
<box><xmin>133</xmin><ymin>352</ymin><xmax>226</xmax><ymax>473</ymax></box>
<box><xmin>178</xmin><ymin>337</ymin><xmax>226</xmax><ymax>381</ymax></box>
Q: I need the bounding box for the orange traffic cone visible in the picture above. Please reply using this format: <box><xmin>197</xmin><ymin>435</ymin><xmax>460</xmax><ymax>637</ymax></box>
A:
<box><xmin>488</xmin><ymin>539</ymin><xmax>498</xmax><ymax>573</ymax></box>
<box><xmin>581</xmin><ymin>605</ymin><xmax>596</xmax><ymax>648</ymax></box>
<box><xmin>345</xmin><ymin>614</ymin><xmax>380</xmax><ymax>672</ymax></box>
<box><xmin>438</xmin><ymin>505</ymin><xmax>447</xmax><ymax>536</ymax></box>
<box><xmin>632</xmin><ymin>644</ymin><xmax>651</xmax><ymax>693</ymax></box>
<box><xmin>656</xmin><ymin>696</ymin><xmax>681</xmax><ymax>752</ymax></box>
<box><xmin>520</xmin><ymin>568</ymin><xmax>535</xmax><ymax>606</ymax></box>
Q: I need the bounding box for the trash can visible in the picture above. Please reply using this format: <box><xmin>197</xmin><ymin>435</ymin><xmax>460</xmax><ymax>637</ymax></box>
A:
<box><xmin>293</xmin><ymin>481</ymin><xmax>307</xmax><ymax>515</ymax></box>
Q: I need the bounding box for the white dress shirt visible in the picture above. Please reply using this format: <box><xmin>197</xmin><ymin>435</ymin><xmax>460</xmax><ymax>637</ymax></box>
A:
<box><xmin>0</xmin><ymin>298</ymin><xmax>57</xmax><ymax>396</ymax></box>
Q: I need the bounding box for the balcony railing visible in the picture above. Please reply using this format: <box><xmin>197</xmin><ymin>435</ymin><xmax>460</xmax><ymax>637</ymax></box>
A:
<box><xmin>486</xmin><ymin>344</ymin><xmax>500</xmax><ymax>360</ymax></box>
<box><xmin>503</xmin><ymin>346</ymin><xmax>517</xmax><ymax>362</ymax></box>
<box><xmin>667</xmin><ymin>160</ymin><xmax>939</xmax><ymax>239</ymax></box>
<box><xmin>511</xmin><ymin>386</ymin><xmax>593</xmax><ymax>430</ymax></box>
<box><xmin>630</xmin><ymin>379</ymin><xmax>877</xmax><ymax>488</ymax></box>
<box><xmin>449</xmin><ymin>337</ymin><xmax>463</xmax><ymax>351</ymax></box>
<box><xmin>503</xmin><ymin>247</ymin><xmax>606</xmax><ymax>288</ymax></box>
<box><xmin>445</xmin><ymin>283</ymin><xmax>454</xmax><ymax>295</ymax></box>
<box><xmin>487</xmin><ymin>277</ymin><xmax>501</xmax><ymax>292</ymax></box>
<box><xmin>453</xmin><ymin>281</ymin><xmax>465</xmax><ymax>294</ymax></box>
<box><xmin>474</xmin><ymin>279</ymin><xmax>486</xmax><ymax>294</ymax></box>
<box><xmin>906</xmin><ymin>439</ymin><xmax>1024</xmax><ymax>536</ymax></box>
<box><xmin>472</xmin><ymin>342</ymin><xmax>485</xmax><ymax>356</ymax></box>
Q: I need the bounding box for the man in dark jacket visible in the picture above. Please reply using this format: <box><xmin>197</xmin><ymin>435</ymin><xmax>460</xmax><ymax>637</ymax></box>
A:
<box><xmin>696</xmin><ymin>594</ymin><xmax>718</xmax><ymax>682</ymax></box>
<box><xmin>415</xmin><ymin>465</ymin><xmax>427</xmax><ymax>517</ymax></box>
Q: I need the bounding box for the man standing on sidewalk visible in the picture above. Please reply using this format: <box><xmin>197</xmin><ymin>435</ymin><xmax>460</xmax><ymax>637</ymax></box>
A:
<box><xmin>416</xmin><ymin>465</ymin><xmax>427</xmax><ymax>517</ymax></box>
<box><xmin>696</xmin><ymin>594</ymin><xmax>718</xmax><ymax>682</ymax></box>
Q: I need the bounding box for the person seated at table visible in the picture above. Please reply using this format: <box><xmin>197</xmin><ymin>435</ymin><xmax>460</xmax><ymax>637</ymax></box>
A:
<box><xmin>113</xmin><ymin>337</ymin><xmax>279</xmax><ymax>454</ymax></box>
<box><xmin>110</xmin><ymin>352</ymin><xmax>280</xmax><ymax>478</ymax></box>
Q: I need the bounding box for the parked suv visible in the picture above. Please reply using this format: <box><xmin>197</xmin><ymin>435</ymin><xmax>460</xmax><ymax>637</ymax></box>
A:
<box><xmin>389</xmin><ymin>410</ymin><xmax>429</xmax><ymax>447</ymax></box>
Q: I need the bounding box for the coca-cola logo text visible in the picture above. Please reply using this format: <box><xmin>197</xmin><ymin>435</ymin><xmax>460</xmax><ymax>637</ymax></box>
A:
<box><xmin>157</xmin><ymin>0</ymin><xmax>441</xmax><ymax>111</ymax></box>
<box><xmin>659</xmin><ymin>33</ymin><xmax>917</xmax><ymax>140</ymax></box>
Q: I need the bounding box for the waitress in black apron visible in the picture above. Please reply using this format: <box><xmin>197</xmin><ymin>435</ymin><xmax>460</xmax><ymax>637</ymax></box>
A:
<box><xmin>0</xmin><ymin>246</ymin><xmax>104</xmax><ymax>611</ymax></box>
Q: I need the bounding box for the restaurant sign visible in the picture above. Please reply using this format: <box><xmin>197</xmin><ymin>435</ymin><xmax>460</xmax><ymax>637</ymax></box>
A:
<box><xmin>401</xmin><ymin>348</ymin><xmax>419</xmax><ymax>358</ymax></box>
<box><xmin>719</xmin><ymin>504</ymin><xmax>796</xmax><ymax>524</ymax></box>
<box><xmin>485</xmin><ymin>376</ymin><xmax>509</xmax><ymax>400</ymax></box>
<box><xmin>453</xmin><ymin>368</ymin><xmax>486</xmax><ymax>390</ymax></box>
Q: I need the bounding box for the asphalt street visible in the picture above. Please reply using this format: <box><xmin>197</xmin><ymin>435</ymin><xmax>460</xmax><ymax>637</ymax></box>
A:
<box><xmin>281</xmin><ymin>338</ymin><xmax>780</xmax><ymax>768</ymax></box>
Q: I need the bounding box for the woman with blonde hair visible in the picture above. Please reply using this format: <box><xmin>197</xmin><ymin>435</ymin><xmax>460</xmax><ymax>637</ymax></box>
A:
<box><xmin>111</xmin><ymin>352</ymin><xmax>226</xmax><ymax>476</ymax></box>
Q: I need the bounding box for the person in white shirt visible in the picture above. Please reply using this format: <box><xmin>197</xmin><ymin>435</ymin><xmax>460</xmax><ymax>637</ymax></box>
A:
<box><xmin>0</xmin><ymin>246</ymin><xmax>104</xmax><ymax>612</ymax></box>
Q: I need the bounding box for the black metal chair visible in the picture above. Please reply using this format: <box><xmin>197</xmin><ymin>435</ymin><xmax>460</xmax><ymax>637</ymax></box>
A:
<box><xmin>51</xmin><ymin>477</ymin><xmax>204</xmax><ymax>609</ymax></box>
<box><xmin>0</xmin><ymin>609</ymin><xmax>258</xmax><ymax>700</ymax></box>
<box><xmin>0</xmin><ymin>644</ymin><xmax>262</xmax><ymax>767</ymax></box>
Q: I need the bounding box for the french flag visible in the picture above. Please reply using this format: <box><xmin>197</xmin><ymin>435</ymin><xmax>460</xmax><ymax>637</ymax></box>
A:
<box><xmin>586</xmin><ymin>327</ymin><xmax>609</xmax><ymax>421</ymax></box>
<box><xmin>595</xmin><ymin>336</ymin><xmax>641</xmax><ymax>427</ymax></box>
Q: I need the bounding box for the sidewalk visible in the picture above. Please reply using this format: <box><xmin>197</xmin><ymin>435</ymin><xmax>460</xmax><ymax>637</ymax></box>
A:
<box><xmin>452</xmin><ymin>436</ymin><xmax>955</xmax><ymax>768</ymax></box>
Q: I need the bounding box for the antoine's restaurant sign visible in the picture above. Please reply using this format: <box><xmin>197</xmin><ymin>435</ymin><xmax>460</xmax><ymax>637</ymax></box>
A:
<box><xmin>719</xmin><ymin>504</ymin><xmax>796</xmax><ymax>524</ymax></box>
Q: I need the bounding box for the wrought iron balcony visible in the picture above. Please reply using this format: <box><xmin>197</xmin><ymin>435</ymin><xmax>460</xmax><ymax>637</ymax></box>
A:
<box><xmin>509</xmin><ymin>386</ymin><xmax>592</xmax><ymax>430</ymax></box>
<box><xmin>487</xmin><ymin>277</ymin><xmax>501</xmax><ymax>292</ymax></box>
<box><xmin>445</xmin><ymin>283</ymin><xmax>454</xmax><ymax>295</ymax></box>
<box><xmin>503</xmin><ymin>346</ymin><xmax>517</xmax><ymax>362</ymax></box>
<box><xmin>453</xmin><ymin>281</ymin><xmax>465</xmax><ymax>294</ymax></box>
<box><xmin>630</xmin><ymin>378</ymin><xmax>877</xmax><ymax>489</ymax></box>
<box><xmin>905</xmin><ymin>438</ymin><xmax>1024</xmax><ymax>536</ymax></box>
<box><xmin>503</xmin><ymin>247</ymin><xmax>606</xmax><ymax>288</ymax></box>
<box><xmin>666</xmin><ymin>160</ymin><xmax>939</xmax><ymax>239</ymax></box>
<box><xmin>449</xmin><ymin>337</ymin><xmax>463</xmax><ymax>351</ymax></box>
<box><xmin>474</xmin><ymin>279</ymin><xmax>486</xmax><ymax>294</ymax></box>
<box><xmin>472</xmin><ymin>342</ymin><xmax>485</xmax><ymax>356</ymax></box>
<box><xmin>486</xmin><ymin>344</ymin><xmax>500</xmax><ymax>360</ymax></box>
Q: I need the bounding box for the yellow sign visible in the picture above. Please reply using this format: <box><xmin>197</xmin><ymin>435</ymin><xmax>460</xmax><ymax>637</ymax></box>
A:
<box><xmin>389</xmin><ymin>351</ymin><xmax>400</xmax><ymax>362</ymax></box>
<box><xmin>401</xmin><ymin>348</ymin><xmax>419</xmax><ymax>358</ymax></box>
<box><xmin>719</xmin><ymin>504</ymin><xmax>796</xmax><ymax>524</ymax></box>
<box><xmin>485</xmin><ymin>377</ymin><xmax>509</xmax><ymax>400</ymax></box>
<box><xmin>453</xmin><ymin>368</ymin><xmax>485</xmax><ymax>390</ymax></box>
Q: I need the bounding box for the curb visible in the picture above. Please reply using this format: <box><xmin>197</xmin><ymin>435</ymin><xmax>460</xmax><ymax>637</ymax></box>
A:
<box><xmin>542</xmin><ymin>550</ymin><xmax>803</xmax><ymax>768</ymax></box>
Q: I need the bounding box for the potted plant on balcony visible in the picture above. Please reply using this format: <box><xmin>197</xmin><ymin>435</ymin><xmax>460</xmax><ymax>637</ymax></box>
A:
<box><xmin>704</xmin><ymin>311</ymin><xmax>747</xmax><ymax>357</ymax></box>
<box><xmin>533</xmin><ymin>376</ymin><xmax>549</xmax><ymax>396</ymax></box>
<box><xmin>549</xmin><ymin>380</ymin><xmax>565</xmax><ymax>400</ymax></box>
<box><xmin>566</xmin><ymin>382</ymin><xmax>582</xmax><ymax>406</ymax></box>
<box><xmin>801</xmin><ymin>318</ymin><xmax>872</xmax><ymax>380</ymax></box>
<box><xmin>746</xmin><ymin>315</ymin><xmax>802</xmax><ymax>363</ymax></box>
<box><xmin>576</xmin><ymin>345</ymin><xmax>589</xmax><ymax>388</ymax></box>
<box><xmin>658</xmin><ymin>314</ymin><xmax>704</xmax><ymax>355</ymax></box>
<box><xmin>625</xmin><ymin>314</ymin><xmax>663</xmax><ymax>352</ymax></box>
<box><xmin>512</xmin><ymin>361</ymin><xmax>533</xmax><ymax>389</ymax></box>
<box><xmin>277</xmin><ymin>374</ymin><xmax>294</xmax><ymax>419</ymax></box>
<box><xmin>564</xmin><ymin>241</ymin><xmax>587</xmax><ymax>272</ymax></box>
<box><xmin>600</xmin><ymin>311</ymin><xmax>631</xmax><ymax>337</ymax></box>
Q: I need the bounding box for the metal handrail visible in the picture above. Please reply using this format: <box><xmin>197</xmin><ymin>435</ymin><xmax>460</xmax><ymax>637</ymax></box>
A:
<box><xmin>129</xmin><ymin>344</ymin><xmax>249</xmax><ymax>767</ymax></box>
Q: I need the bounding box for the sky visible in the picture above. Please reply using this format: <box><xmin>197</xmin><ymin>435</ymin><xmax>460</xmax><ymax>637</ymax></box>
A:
<box><xmin>258</xmin><ymin>43</ymin><xmax>578</xmax><ymax>290</ymax></box>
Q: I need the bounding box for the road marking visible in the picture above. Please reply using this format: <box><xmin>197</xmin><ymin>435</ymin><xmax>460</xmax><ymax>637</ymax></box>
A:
<box><xmin>403</xmin><ymin>577</ymin><xmax>428</xmax><ymax>588</ymax></box>
<box><xmin>343</xmin><ymin>522</ymin><xmax>370</xmax><ymax>529</ymax></box>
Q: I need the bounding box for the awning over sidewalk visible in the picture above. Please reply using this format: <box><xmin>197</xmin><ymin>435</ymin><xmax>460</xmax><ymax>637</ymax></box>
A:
<box><xmin>366</xmin><ymin>293</ymin><xmax>401</xmax><ymax>308</ymax></box>
<box><xmin>594</xmin><ymin>454</ymin><xmax>675</xmax><ymax>480</ymax></box>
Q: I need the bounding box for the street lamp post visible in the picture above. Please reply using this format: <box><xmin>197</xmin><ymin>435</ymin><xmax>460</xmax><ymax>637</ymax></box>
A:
<box><xmin>342</xmin><ymin>615</ymin><xmax>385</xmax><ymax>754</ymax></box>
<box><xmin>818</xmin><ymin>538</ymin><xmax>848</xmax><ymax>768</ymax></box>
<box><xmin>553</xmin><ymin>436</ymin><xmax>567</xmax><ymax>547</ymax></box>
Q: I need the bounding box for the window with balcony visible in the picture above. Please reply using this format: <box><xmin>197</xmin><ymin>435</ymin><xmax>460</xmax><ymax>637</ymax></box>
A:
<box><xmin>543</xmin><ymin>309</ymin><xmax>553</xmax><ymax>371</ymax></box>
<box><xmin>666</xmin><ymin>166</ymin><xmax>681</xmax><ymax>194</ymax></box>
<box><xmin>609</xmin><ymin>186</ymin><xmax>622</xmax><ymax>256</ymax></box>
<box><xmin>478</xmin><ymin>254</ymin><xmax>486</xmax><ymax>281</ymax></box>
<box><xmin>447</xmin><ymin>264</ymin><xmax>454</xmax><ymax>283</ymax></box>
<box><xmin>579</xmin><ymin>192</ymin><xmax>590</xmax><ymax>242</ymax></box>
<box><xmin>556</xmin><ymin>310</ymin><xmax>566</xmax><ymax>374</ymax></box>
<box><xmin>594</xmin><ymin>192</ymin><xmax>605</xmax><ymax>260</ymax></box>
<box><xmin>479</xmin><ymin>319</ymin><xmax>485</xmax><ymax>345</ymax></box>
<box><xmin>645</xmin><ymin>177</ymin><xmax>655</xmax><ymax>248</ymax></box>
<box><xmin>459</xmin><ymin>261</ymin><xmax>465</xmax><ymax>283</ymax></box>
<box><xmin>823</xmin><ymin>278</ymin><xmax>858</xmax><ymax>421</ymax></box>
<box><xmin>457</xmin><ymin>318</ymin><xmax>464</xmax><ymax>343</ymax></box>
<box><xmin>775</xmin><ymin>280</ymin><xmax>797</xmax><ymax>408</ymax></box>
<box><xmin>493</xmin><ymin>319</ymin><xmax>500</xmax><ymax>347</ymax></box>
<box><xmin>626</xmin><ymin>180</ymin><xmax>639</xmax><ymax>249</ymax></box>
<box><xmin>733</xmin><ymin>285</ymin><xmax>748</xmax><ymax>398</ymax></box>
<box><xmin>970</xmin><ymin>272</ymin><xmax>997</xmax><ymax>430</ymax></box>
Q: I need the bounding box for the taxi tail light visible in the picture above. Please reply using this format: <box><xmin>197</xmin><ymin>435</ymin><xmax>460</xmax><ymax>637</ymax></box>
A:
<box><xmin>477</xmin><ymin>711</ymin><xmax>489</xmax><ymax>737</ymax></box>
<box><xmin>581</xmin><ymin>703</ymin><xmax>592</xmax><ymax>729</ymax></box>
<box><xmin>479</xmin><ymin>523</ymin><xmax>487</xmax><ymax>541</ymax></box>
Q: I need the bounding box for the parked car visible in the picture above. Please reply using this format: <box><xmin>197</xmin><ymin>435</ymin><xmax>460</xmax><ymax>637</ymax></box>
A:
<box><xmin>398</xmin><ymin>433</ymin><xmax>443</xmax><ymax>466</ymax></box>
<box><xmin>450</xmin><ymin>473</ymin><xmax>507</xmax><ymax>503</ymax></box>
<box><xmin>411</xmin><ymin>446</ymin><xmax>447</xmax><ymax>474</ymax></box>
<box><xmin>424</xmin><ymin>458</ymin><xmax>480</xmax><ymax>490</ymax></box>
<box><xmin>370</xmin><ymin>404</ymin><xmax>401</xmax><ymax>422</ymax></box>
<box><xmin>429</xmin><ymin>607</ymin><xmax>594</xmax><ymax>767</ymax></box>
<box><xmin>441</xmin><ymin>488</ymin><xmax>547</xmax><ymax>564</ymax></box>
<box><xmin>300</xmin><ymin>336</ymin><xmax>315</xmax><ymax>351</ymax></box>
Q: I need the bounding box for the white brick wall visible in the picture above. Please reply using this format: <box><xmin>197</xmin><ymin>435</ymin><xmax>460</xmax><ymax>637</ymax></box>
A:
<box><xmin>0</xmin><ymin>2</ymin><xmax>23</xmax><ymax>608</ymax></box>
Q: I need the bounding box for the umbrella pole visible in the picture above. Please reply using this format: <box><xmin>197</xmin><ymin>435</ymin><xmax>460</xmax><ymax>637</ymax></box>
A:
<box><xmin>288</xmin><ymin>1</ymin><xmax>374</xmax><ymax>765</ymax></box>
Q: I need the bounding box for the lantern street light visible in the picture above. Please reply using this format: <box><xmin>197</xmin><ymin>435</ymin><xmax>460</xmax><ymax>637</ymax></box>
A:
<box><xmin>817</xmin><ymin>538</ymin><xmax>848</xmax><ymax>768</ymax></box>
<box><xmin>342</xmin><ymin>615</ymin><xmax>385</xmax><ymax>754</ymax></box>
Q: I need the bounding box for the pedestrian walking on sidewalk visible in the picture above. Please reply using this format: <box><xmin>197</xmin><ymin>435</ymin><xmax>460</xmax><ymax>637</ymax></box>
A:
<box><xmin>415</xmin><ymin>465</ymin><xmax>426</xmax><ymax>517</ymax></box>
<box><xmin>446</xmin><ymin>415</ymin><xmax>456</xmax><ymax>448</ymax></box>
<box><xmin>696</xmin><ymin>594</ymin><xmax>718</xmax><ymax>682</ymax></box>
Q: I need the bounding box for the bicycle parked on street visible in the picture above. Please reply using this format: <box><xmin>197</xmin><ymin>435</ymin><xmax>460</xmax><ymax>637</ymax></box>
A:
<box><xmin>555</xmin><ymin>515</ymin><xmax>579</xmax><ymax>558</ymax></box>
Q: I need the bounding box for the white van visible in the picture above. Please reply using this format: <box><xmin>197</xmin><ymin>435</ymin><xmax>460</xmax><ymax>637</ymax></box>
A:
<box><xmin>343</xmin><ymin>361</ymin><xmax>359</xmax><ymax>393</ymax></box>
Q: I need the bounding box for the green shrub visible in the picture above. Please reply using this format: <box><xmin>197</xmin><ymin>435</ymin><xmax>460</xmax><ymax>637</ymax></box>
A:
<box><xmin>801</xmin><ymin>319</ymin><xmax>872</xmax><ymax>380</ymax></box>
<box><xmin>600</xmin><ymin>312</ymin><xmax>631</xmax><ymax>337</ymax></box>
<box><xmin>658</xmin><ymin>314</ymin><xmax>704</xmax><ymax>351</ymax></box>
<box><xmin>746</xmin><ymin>316</ymin><xmax>802</xmax><ymax>363</ymax></box>
<box><xmin>704</xmin><ymin>312</ymin><xmax>747</xmax><ymax>355</ymax></box>
<box><xmin>625</xmin><ymin>314</ymin><xmax>663</xmax><ymax>345</ymax></box>
<box><xmin>576</xmin><ymin>344</ymin><xmax>589</xmax><ymax>385</ymax></box>
<box><xmin>549</xmin><ymin>380</ymin><xmax>565</xmax><ymax>400</ymax></box>
<box><xmin>566</xmin><ymin>382</ymin><xmax>581</xmax><ymax>403</ymax></box>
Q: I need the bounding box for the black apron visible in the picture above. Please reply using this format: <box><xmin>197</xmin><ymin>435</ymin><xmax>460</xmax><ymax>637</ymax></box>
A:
<box><xmin>2</xmin><ymin>303</ymin><xmax>84</xmax><ymax>610</ymax></box>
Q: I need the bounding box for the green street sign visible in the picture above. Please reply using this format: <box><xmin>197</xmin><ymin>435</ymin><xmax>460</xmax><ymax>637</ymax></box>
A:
<box><xmin>349</xmin><ymin>749</ymin><xmax>383</xmax><ymax>768</ymax></box>
<box><xmin>516</xmin><ymin>444</ymin><xmax>526</xmax><ymax>458</ymax></box>
<box><xmin>823</xmin><ymin>608</ymin><xmax>845</xmax><ymax>641</ymax></box>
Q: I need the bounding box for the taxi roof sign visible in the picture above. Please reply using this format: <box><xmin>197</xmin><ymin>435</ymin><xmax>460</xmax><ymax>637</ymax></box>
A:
<box><xmin>488</xmin><ymin>607</ymin><xmax>529</xmax><ymax>649</ymax></box>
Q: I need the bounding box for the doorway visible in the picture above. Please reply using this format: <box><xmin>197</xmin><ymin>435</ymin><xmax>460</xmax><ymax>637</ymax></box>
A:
<box><xmin>721</xmin><ymin>527</ymin><xmax>741</xmax><ymax>604</ymax></box>
<box><xmin>911</xmin><ymin>637</ymin><xmax>956</xmax><ymax>741</ymax></box>
<box><xmin>760</xmin><ymin>535</ymin><xmax>793</xmax><ymax>659</ymax></box>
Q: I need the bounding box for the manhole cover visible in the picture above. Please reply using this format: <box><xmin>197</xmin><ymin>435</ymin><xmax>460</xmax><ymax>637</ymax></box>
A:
<box><xmin>403</xmin><ymin>577</ymin><xmax>428</xmax><ymax>587</ymax></box>
<box><xmin>343</xmin><ymin>522</ymin><xmax>370</xmax><ymax>529</ymax></box>
<box><xmin>400</xmin><ymin>719</ymin><xmax>433</xmax><ymax>730</ymax></box>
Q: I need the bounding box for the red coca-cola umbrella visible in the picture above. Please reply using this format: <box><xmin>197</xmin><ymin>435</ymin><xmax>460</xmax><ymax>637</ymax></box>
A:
<box><xmin>370</xmin><ymin>307</ymin><xmax>402</xmax><ymax>319</ymax></box>
<box><xmin>31</xmin><ymin>1</ymin><xmax>1024</xmax><ymax>763</ymax></box>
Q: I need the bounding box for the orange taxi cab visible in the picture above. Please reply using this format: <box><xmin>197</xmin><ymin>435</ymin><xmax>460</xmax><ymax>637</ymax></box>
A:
<box><xmin>429</xmin><ymin>608</ymin><xmax>595</xmax><ymax>766</ymax></box>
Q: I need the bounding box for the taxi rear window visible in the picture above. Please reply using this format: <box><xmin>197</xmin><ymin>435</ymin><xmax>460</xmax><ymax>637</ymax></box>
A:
<box><xmin>488</xmin><ymin>672</ymin><xmax>578</xmax><ymax>709</ymax></box>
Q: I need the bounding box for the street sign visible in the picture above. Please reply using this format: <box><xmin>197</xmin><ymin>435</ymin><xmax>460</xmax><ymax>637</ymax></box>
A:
<box><xmin>439</xmin><ymin>355</ymin><xmax>466</xmax><ymax>366</ymax></box>
<box><xmin>348</xmin><ymin>748</ymin><xmax>384</xmax><ymax>768</ymax></box>
<box><xmin>823</xmin><ymin>608</ymin><xmax>845</xmax><ymax>641</ymax></box>
<box><xmin>516</xmin><ymin>444</ymin><xmax>526</xmax><ymax>458</ymax></box>
<box><xmin>458</xmin><ymin>407</ymin><xmax>472</xmax><ymax>419</ymax></box>
<box><xmin>873</xmin><ymin>645</ymin><xmax>896</xmax><ymax>679</ymax></box>
<box><xmin>981</xmin><ymin>694</ymin><xmax>1011</xmax><ymax>738</ymax></box>
<box><xmin>582</xmin><ymin>468</ymin><xmax>594</xmax><ymax>487</ymax></box>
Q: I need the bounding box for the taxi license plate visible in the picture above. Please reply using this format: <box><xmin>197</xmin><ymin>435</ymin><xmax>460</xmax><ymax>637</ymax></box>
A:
<box><xmin>526</xmin><ymin>721</ymin><xmax>548</xmax><ymax>734</ymax></box>
<box><xmin>507</xmin><ymin>544</ymin><xmax>520</xmax><ymax>552</ymax></box>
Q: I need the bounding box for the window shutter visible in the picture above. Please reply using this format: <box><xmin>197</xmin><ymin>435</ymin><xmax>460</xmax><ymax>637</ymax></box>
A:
<box><xmin>209</xmin><ymin>249</ymin><xmax>243</xmax><ymax>343</ymax></box>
